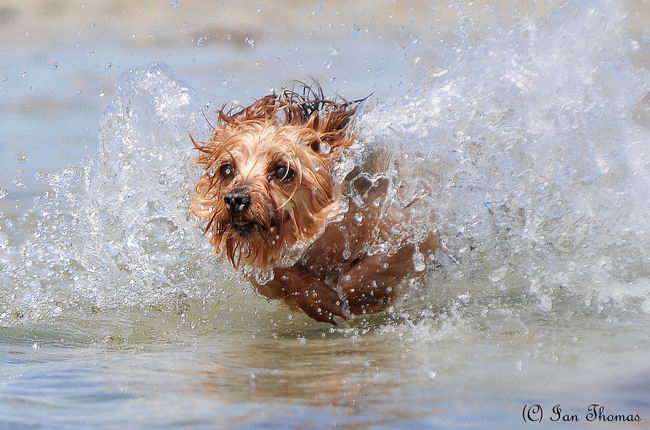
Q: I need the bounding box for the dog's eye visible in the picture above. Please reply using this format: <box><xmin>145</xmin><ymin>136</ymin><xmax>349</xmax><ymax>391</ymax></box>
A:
<box><xmin>219</xmin><ymin>164</ymin><xmax>234</xmax><ymax>179</ymax></box>
<box><xmin>272</xmin><ymin>164</ymin><xmax>294</xmax><ymax>182</ymax></box>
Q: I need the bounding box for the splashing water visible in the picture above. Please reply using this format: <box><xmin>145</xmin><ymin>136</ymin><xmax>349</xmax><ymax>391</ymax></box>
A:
<box><xmin>359</xmin><ymin>0</ymin><xmax>650</xmax><ymax>315</ymax></box>
<box><xmin>0</xmin><ymin>65</ymin><xmax>232</xmax><ymax>324</ymax></box>
<box><xmin>1</xmin><ymin>1</ymin><xmax>650</xmax><ymax>330</ymax></box>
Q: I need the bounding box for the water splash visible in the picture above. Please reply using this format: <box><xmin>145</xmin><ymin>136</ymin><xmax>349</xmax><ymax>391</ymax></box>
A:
<box><xmin>1</xmin><ymin>1</ymin><xmax>650</xmax><ymax>327</ymax></box>
<box><xmin>0</xmin><ymin>65</ymin><xmax>231</xmax><ymax>324</ymax></box>
<box><xmin>359</xmin><ymin>0</ymin><xmax>650</xmax><ymax>313</ymax></box>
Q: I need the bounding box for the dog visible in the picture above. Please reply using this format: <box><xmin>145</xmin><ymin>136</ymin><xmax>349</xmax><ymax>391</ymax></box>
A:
<box><xmin>191</xmin><ymin>84</ymin><xmax>439</xmax><ymax>324</ymax></box>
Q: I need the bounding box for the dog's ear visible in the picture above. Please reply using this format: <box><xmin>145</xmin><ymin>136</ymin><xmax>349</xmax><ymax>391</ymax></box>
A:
<box><xmin>306</xmin><ymin>108</ymin><xmax>356</xmax><ymax>133</ymax></box>
<box><xmin>306</xmin><ymin>108</ymin><xmax>356</xmax><ymax>154</ymax></box>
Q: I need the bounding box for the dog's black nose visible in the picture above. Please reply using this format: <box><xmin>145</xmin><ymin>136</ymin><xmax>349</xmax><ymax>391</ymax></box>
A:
<box><xmin>224</xmin><ymin>189</ymin><xmax>251</xmax><ymax>214</ymax></box>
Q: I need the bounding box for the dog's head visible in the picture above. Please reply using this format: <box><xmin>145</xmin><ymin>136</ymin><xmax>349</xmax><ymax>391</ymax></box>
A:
<box><xmin>191</xmin><ymin>87</ymin><xmax>359</xmax><ymax>268</ymax></box>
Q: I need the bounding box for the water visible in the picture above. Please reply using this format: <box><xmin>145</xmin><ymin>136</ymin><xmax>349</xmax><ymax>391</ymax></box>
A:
<box><xmin>2</xmin><ymin>1</ymin><xmax>650</xmax><ymax>428</ymax></box>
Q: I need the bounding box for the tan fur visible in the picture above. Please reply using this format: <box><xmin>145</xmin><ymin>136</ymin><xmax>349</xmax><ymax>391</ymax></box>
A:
<box><xmin>191</xmin><ymin>91</ymin><xmax>438</xmax><ymax>324</ymax></box>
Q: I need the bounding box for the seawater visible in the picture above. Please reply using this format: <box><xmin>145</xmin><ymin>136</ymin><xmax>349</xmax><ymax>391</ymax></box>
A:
<box><xmin>1</xmin><ymin>1</ymin><xmax>650</xmax><ymax>428</ymax></box>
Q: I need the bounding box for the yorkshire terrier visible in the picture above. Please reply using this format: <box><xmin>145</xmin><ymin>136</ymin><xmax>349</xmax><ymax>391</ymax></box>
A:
<box><xmin>191</xmin><ymin>84</ymin><xmax>439</xmax><ymax>324</ymax></box>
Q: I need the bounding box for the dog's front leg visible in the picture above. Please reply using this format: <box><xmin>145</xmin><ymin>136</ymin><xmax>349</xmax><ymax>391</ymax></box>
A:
<box><xmin>338</xmin><ymin>236</ymin><xmax>439</xmax><ymax>315</ymax></box>
<box><xmin>251</xmin><ymin>267</ymin><xmax>349</xmax><ymax>324</ymax></box>
<box><xmin>277</xmin><ymin>267</ymin><xmax>351</xmax><ymax>324</ymax></box>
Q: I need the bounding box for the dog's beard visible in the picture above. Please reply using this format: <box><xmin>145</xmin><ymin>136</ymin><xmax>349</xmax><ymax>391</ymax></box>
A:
<box><xmin>229</xmin><ymin>216</ymin><xmax>266</xmax><ymax>237</ymax></box>
<box><xmin>193</xmin><ymin>158</ymin><xmax>339</xmax><ymax>268</ymax></box>
<box><xmin>206</xmin><ymin>185</ymin><xmax>333</xmax><ymax>268</ymax></box>
<box><xmin>207</xmin><ymin>188</ymin><xmax>294</xmax><ymax>268</ymax></box>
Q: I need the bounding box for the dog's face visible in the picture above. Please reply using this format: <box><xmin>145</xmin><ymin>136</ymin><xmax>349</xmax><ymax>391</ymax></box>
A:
<box><xmin>191</xmin><ymin>94</ymin><xmax>356</xmax><ymax>268</ymax></box>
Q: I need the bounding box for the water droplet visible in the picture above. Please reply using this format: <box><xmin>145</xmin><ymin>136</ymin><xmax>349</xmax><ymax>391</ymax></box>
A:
<box><xmin>413</xmin><ymin>252</ymin><xmax>426</xmax><ymax>272</ymax></box>
<box><xmin>0</xmin><ymin>188</ymin><xmax>7</xmax><ymax>199</ymax></box>
<box><xmin>245</xmin><ymin>37</ymin><xmax>255</xmax><ymax>48</ymax></box>
<box><xmin>428</xmin><ymin>371</ymin><xmax>436</xmax><ymax>379</ymax></box>
<box><xmin>331</xmin><ymin>46</ymin><xmax>340</xmax><ymax>56</ymax></box>
<box><xmin>88</xmin><ymin>23</ymin><xmax>96</xmax><ymax>30</ymax></box>
<box><xmin>21</xmin><ymin>71</ymin><xmax>27</xmax><ymax>78</ymax></box>
<box><xmin>17</xmin><ymin>155</ymin><xmax>28</xmax><ymax>163</ymax></box>
<box><xmin>431</xmin><ymin>68</ymin><xmax>448</xmax><ymax>77</ymax></box>
<box><xmin>169</xmin><ymin>0</ymin><xmax>178</xmax><ymax>7</ymax></box>
<box><xmin>99</xmin><ymin>89</ymin><xmax>105</xmax><ymax>98</ymax></box>
<box><xmin>317</xmin><ymin>141</ymin><xmax>331</xmax><ymax>154</ymax></box>
<box><xmin>489</xmin><ymin>266</ymin><xmax>508</xmax><ymax>283</ymax></box>
<box><xmin>104</xmin><ymin>62</ymin><xmax>112</xmax><ymax>71</ymax></box>
<box><xmin>48</xmin><ymin>61</ymin><xmax>59</xmax><ymax>71</ymax></box>
<box><xmin>458</xmin><ymin>292</ymin><xmax>470</xmax><ymax>304</ymax></box>
<box><xmin>222</xmin><ymin>75</ymin><xmax>234</xmax><ymax>87</ymax></box>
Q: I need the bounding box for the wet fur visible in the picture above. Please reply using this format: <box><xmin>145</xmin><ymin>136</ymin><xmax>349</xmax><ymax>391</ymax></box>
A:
<box><xmin>191</xmin><ymin>84</ymin><xmax>439</xmax><ymax>324</ymax></box>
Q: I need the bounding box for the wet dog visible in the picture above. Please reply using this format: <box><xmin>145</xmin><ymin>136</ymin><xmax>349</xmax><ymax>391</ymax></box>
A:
<box><xmin>191</xmin><ymin>85</ymin><xmax>438</xmax><ymax>324</ymax></box>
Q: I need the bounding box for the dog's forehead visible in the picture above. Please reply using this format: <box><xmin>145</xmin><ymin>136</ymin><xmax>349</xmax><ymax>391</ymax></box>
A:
<box><xmin>228</xmin><ymin>126</ymin><xmax>309</xmax><ymax>161</ymax></box>
<box><xmin>230</xmin><ymin>138</ymin><xmax>288</xmax><ymax>161</ymax></box>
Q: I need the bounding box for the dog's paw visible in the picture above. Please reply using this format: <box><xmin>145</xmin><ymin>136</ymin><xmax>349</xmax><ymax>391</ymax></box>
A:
<box><xmin>294</xmin><ymin>283</ymin><xmax>349</xmax><ymax>325</ymax></box>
